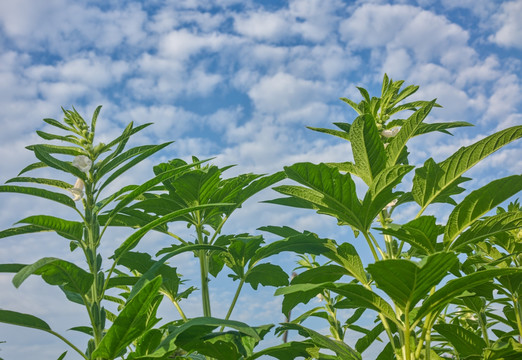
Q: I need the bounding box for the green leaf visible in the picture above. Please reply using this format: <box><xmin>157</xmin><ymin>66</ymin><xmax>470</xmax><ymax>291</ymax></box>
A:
<box><xmin>98</xmin><ymin>142</ymin><xmax>173</xmax><ymax>193</ymax></box>
<box><xmin>450</xmin><ymin>211</ymin><xmax>522</xmax><ymax>251</ymax></box>
<box><xmin>307</xmin><ymin>126</ymin><xmax>350</xmax><ymax>141</ymax></box>
<box><xmin>386</xmin><ymin>101</ymin><xmax>435</xmax><ymax>166</ymax></box>
<box><xmin>273</xmin><ymin>162</ymin><xmax>364</xmax><ymax>231</ymax></box>
<box><xmin>16</xmin><ymin>215</ymin><xmax>83</xmax><ymax>241</ymax></box>
<box><xmin>355</xmin><ymin>322</ymin><xmax>384</xmax><ymax>353</ymax></box>
<box><xmin>0</xmin><ymin>309</ymin><xmax>51</xmax><ymax>331</ymax></box>
<box><xmin>0</xmin><ymin>185</ymin><xmax>76</xmax><ymax>209</ymax></box>
<box><xmin>26</xmin><ymin>144</ymin><xmax>85</xmax><ymax>156</ymax></box>
<box><xmin>147</xmin><ymin>317</ymin><xmax>261</xmax><ymax>358</ymax></box>
<box><xmin>113</xmin><ymin>204</ymin><xmax>229</xmax><ymax>259</ymax></box>
<box><xmin>5</xmin><ymin>177</ymin><xmax>72</xmax><ymax>189</ymax></box>
<box><xmin>43</xmin><ymin>118</ymin><xmax>74</xmax><ymax>132</ymax></box>
<box><xmin>247</xmin><ymin>340</ymin><xmax>320</xmax><ymax>360</ymax></box>
<box><xmin>36</xmin><ymin>131</ymin><xmax>81</xmax><ymax>145</ymax></box>
<box><xmin>378</xmin><ymin>216</ymin><xmax>442</xmax><ymax>255</ymax></box>
<box><xmin>0</xmin><ymin>263</ymin><xmax>26</xmax><ymax>273</ymax></box>
<box><xmin>245</xmin><ymin>263</ymin><xmax>289</xmax><ymax>290</ymax></box>
<box><xmin>90</xmin><ymin>105</ymin><xmax>102</xmax><ymax>133</ymax></box>
<box><xmin>95</xmin><ymin>144</ymin><xmax>158</xmax><ymax>180</ymax></box>
<box><xmin>31</xmin><ymin>145</ymin><xmax>86</xmax><ymax>179</ymax></box>
<box><xmin>412</xmin><ymin>125</ymin><xmax>522</xmax><ymax>210</ymax></box>
<box><xmin>444</xmin><ymin>175</ymin><xmax>522</xmax><ymax>245</ymax></box>
<box><xmin>434</xmin><ymin>323</ymin><xmax>486</xmax><ymax>357</ymax></box>
<box><xmin>18</xmin><ymin>161</ymin><xmax>48</xmax><ymax>175</ymax></box>
<box><xmin>349</xmin><ymin>114</ymin><xmax>386</xmax><ymax>185</ymax></box>
<box><xmin>360</xmin><ymin>164</ymin><xmax>413</xmax><ymax>230</ymax></box>
<box><xmin>415</xmin><ymin>268</ymin><xmax>522</xmax><ymax>323</ymax></box>
<box><xmin>323</xmin><ymin>241</ymin><xmax>367</xmax><ymax>284</ymax></box>
<box><xmin>0</xmin><ymin>225</ymin><xmax>51</xmax><ymax>239</ymax></box>
<box><xmin>276</xmin><ymin>323</ymin><xmax>361</xmax><ymax>360</ymax></box>
<box><xmin>12</xmin><ymin>257</ymin><xmax>93</xmax><ymax>296</ymax></box>
<box><xmin>251</xmin><ymin>231</ymin><xmax>328</xmax><ymax>264</ymax></box>
<box><xmin>367</xmin><ymin>253</ymin><xmax>457</xmax><ymax>311</ymax></box>
<box><xmin>413</xmin><ymin>121</ymin><xmax>473</xmax><ymax>137</ymax></box>
<box><xmin>92</xmin><ymin>276</ymin><xmax>162</xmax><ymax>359</ymax></box>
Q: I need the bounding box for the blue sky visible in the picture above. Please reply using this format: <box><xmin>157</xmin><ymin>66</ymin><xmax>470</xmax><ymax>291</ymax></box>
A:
<box><xmin>0</xmin><ymin>0</ymin><xmax>521</xmax><ymax>359</ymax></box>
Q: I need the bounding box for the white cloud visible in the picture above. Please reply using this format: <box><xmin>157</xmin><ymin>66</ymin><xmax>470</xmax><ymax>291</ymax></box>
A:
<box><xmin>489</xmin><ymin>0</ymin><xmax>522</xmax><ymax>49</ymax></box>
<box><xmin>340</xmin><ymin>4</ymin><xmax>472</xmax><ymax>65</ymax></box>
<box><xmin>233</xmin><ymin>10</ymin><xmax>290</xmax><ymax>41</ymax></box>
<box><xmin>248</xmin><ymin>72</ymin><xmax>333</xmax><ymax>114</ymax></box>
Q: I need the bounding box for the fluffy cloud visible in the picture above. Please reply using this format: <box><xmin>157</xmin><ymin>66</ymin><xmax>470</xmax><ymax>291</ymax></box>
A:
<box><xmin>489</xmin><ymin>0</ymin><xmax>522</xmax><ymax>49</ymax></box>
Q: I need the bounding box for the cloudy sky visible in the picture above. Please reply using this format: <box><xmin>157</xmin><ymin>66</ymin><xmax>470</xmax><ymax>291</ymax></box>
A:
<box><xmin>1</xmin><ymin>0</ymin><xmax>521</xmax><ymax>358</ymax></box>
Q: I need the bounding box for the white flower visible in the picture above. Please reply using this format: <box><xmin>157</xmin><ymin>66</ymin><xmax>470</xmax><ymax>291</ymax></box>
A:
<box><xmin>381</xmin><ymin>128</ymin><xmax>400</xmax><ymax>138</ymax></box>
<box><xmin>384</xmin><ymin>199</ymin><xmax>398</xmax><ymax>210</ymax></box>
<box><xmin>69</xmin><ymin>178</ymin><xmax>85</xmax><ymax>201</ymax></box>
<box><xmin>72</xmin><ymin>155</ymin><xmax>92</xmax><ymax>173</ymax></box>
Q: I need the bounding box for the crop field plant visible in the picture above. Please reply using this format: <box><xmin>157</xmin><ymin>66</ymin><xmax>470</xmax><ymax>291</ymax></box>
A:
<box><xmin>1</xmin><ymin>75</ymin><xmax>521</xmax><ymax>360</ymax></box>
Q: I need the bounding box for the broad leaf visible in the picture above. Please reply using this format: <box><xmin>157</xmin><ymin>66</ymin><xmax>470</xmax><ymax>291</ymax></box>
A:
<box><xmin>434</xmin><ymin>323</ymin><xmax>486</xmax><ymax>357</ymax></box>
<box><xmin>92</xmin><ymin>276</ymin><xmax>162</xmax><ymax>359</ymax></box>
<box><xmin>0</xmin><ymin>309</ymin><xmax>52</xmax><ymax>331</ymax></box>
<box><xmin>386</xmin><ymin>101</ymin><xmax>435</xmax><ymax>166</ymax></box>
<box><xmin>415</xmin><ymin>268</ymin><xmax>522</xmax><ymax>323</ymax></box>
<box><xmin>349</xmin><ymin>114</ymin><xmax>386</xmax><ymax>185</ymax></box>
<box><xmin>378</xmin><ymin>216</ymin><xmax>442</xmax><ymax>255</ymax></box>
<box><xmin>272</xmin><ymin>162</ymin><xmax>364</xmax><ymax>231</ymax></box>
<box><xmin>12</xmin><ymin>257</ymin><xmax>93</xmax><ymax>296</ymax></box>
<box><xmin>247</xmin><ymin>340</ymin><xmax>320</xmax><ymax>360</ymax></box>
<box><xmin>16</xmin><ymin>215</ymin><xmax>83</xmax><ymax>241</ymax></box>
<box><xmin>444</xmin><ymin>175</ymin><xmax>522</xmax><ymax>244</ymax></box>
<box><xmin>367</xmin><ymin>253</ymin><xmax>457</xmax><ymax>311</ymax></box>
<box><xmin>412</xmin><ymin>125</ymin><xmax>522</xmax><ymax>210</ymax></box>
<box><xmin>276</xmin><ymin>323</ymin><xmax>361</xmax><ymax>360</ymax></box>
<box><xmin>450</xmin><ymin>211</ymin><xmax>522</xmax><ymax>251</ymax></box>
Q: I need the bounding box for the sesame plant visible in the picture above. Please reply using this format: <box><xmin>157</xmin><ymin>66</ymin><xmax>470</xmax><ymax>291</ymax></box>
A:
<box><xmin>0</xmin><ymin>108</ymin><xmax>286</xmax><ymax>360</ymax></box>
<box><xmin>255</xmin><ymin>75</ymin><xmax>522</xmax><ymax>359</ymax></box>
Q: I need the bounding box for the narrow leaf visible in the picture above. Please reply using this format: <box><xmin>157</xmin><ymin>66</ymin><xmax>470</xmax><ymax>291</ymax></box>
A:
<box><xmin>0</xmin><ymin>185</ymin><xmax>76</xmax><ymax>208</ymax></box>
<box><xmin>17</xmin><ymin>215</ymin><xmax>83</xmax><ymax>241</ymax></box>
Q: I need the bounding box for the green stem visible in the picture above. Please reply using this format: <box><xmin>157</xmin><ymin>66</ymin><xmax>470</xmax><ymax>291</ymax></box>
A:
<box><xmin>404</xmin><ymin>309</ymin><xmax>411</xmax><ymax>360</ymax></box>
<box><xmin>514</xmin><ymin>295</ymin><xmax>522</xmax><ymax>339</ymax></box>
<box><xmin>363</xmin><ymin>232</ymin><xmax>381</xmax><ymax>261</ymax></box>
<box><xmin>196</xmin><ymin>222</ymin><xmax>212</xmax><ymax>317</ymax></box>
<box><xmin>164</xmin><ymin>292</ymin><xmax>188</xmax><ymax>322</ymax></box>
<box><xmin>224</xmin><ymin>278</ymin><xmax>245</xmax><ymax>322</ymax></box>
<box><xmin>47</xmin><ymin>330</ymin><xmax>89</xmax><ymax>360</ymax></box>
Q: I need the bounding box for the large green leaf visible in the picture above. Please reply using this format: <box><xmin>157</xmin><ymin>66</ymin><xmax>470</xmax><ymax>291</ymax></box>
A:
<box><xmin>386</xmin><ymin>101</ymin><xmax>435</xmax><ymax>166</ymax></box>
<box><xmin>444</xmin><ymin>175</ymin><xmax>522</xmax><ymax>244</ymax></box>
<box><xmin>412</xmin><ymin>125</ymin><xmax>522</xmax><ymax>210</ymax></box>
<box><xmin>434</xmin><ymin>323</ymin><xmax>486</xmax><ymax>357</ymax></box>
<box><xmin>272</xmin><ymin>162</ymin><xmax>364</xmax><ymax>231</ymax></box>
<box><xmin>449</xmin><ymin>211</ymin><xmax>522</xmax><ymax>251</ymax></box>
<box><xmin>251</xmin><ymin>231</ymin><xmax>328</xmax><ymax>264</ymax></box>
<box><xmin>17</xmin><ymin>161</ymin><xmax>48</xmax><ymax>175</ymax></box>
<box><xmin>112</xmin><ymin>204</ymin><xmax>228</xmax><ymax>259</ymax></box>
<box><xmin>415</xmin><ymin>268</ymin><xmax>522</xmax><ymax>323</ymax></box>
<box><xmin>349</xmin><ymin>114</ymin><xmax>386</xmax><ymax>185</ymax></box>
<box><xmin>0</xmin><ymin>309</ymin><xmax>51</xmax><ymax>331</ymax></box>
<box><xmin>0</xmin><ymin>185</ymin><xmax>76</xmax><ymax>209</ymax></box>
<box><xmin>322</xmin><ymin>241</ymin><xmax>367</xmax><ymax>284</ymax></box>
<box><xmin>275</xmin><ymin>323</ymin><xmax>361</xmax><ymax>360</ymax></box>
<box><xmin>16</xmin><ymin>215</ymin><xmax>83</xmax><ymax>241</ymax></box>
<box><xmin>146</xmin><ymin>317</ymin><xmax>261</xmax><ymax>358</ymax></box>
<box><xmin>378</xmin><ymin>216</ymin><xmax>443</xmax><ymax>255</ymax></box>
<box><xmin>360</xmin><ymin>164</ymin><xmax>413</xmax><ymax>230</ymax></box>
<box><xmin>247</xmin><ymin>340</ymin><xmax>320</xmax><ymax>360</ymax></box>
<box><xmin>13</xmin><ymin>257</ymin><xmax>93</xmax><ymax>296</ymax></box>
<box><xmin>245</xmin><ymin>263</ymin><xmax>289</xmax><ymax>290</ymax></box>
<box><xmin>367</xmin><ymin>253</ymin><xmax>457</xmax><ymax>312</ymax></box>
<box><xmin>92</xmin><ymin>276</ymin><xmax>162</xmax><ymax>359</ymax></box>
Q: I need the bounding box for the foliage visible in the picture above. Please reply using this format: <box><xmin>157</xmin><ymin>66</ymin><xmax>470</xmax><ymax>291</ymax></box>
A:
<box><xmin>1</xmin><ymin>74</ymin><xmax>521</xmax><ymax>360</ymax></box>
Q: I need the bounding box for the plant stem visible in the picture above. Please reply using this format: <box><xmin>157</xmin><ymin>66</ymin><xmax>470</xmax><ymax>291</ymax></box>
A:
<box><xmin>224</xmin><ymin>278</ymin><xmax>245</xmax><ymax>321</ymax></box>
<box><xmin>196</xmin><ymin>222</ymin><xmax>212</xmax><ymax>317</ymax></box>
<box><xmin>363</xmin><ymin>232</ymin><xmax>381</xmax><ymax>261</ymax></box>
<box><xmin>47</xmin><ymin>330</ymin><xmax>90</xmax><ymax>360</ymax></box>
<box><xmin>514</xmin><ymin>295</ymin><xmax>522</xmax><ymax>339</ymax></box>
